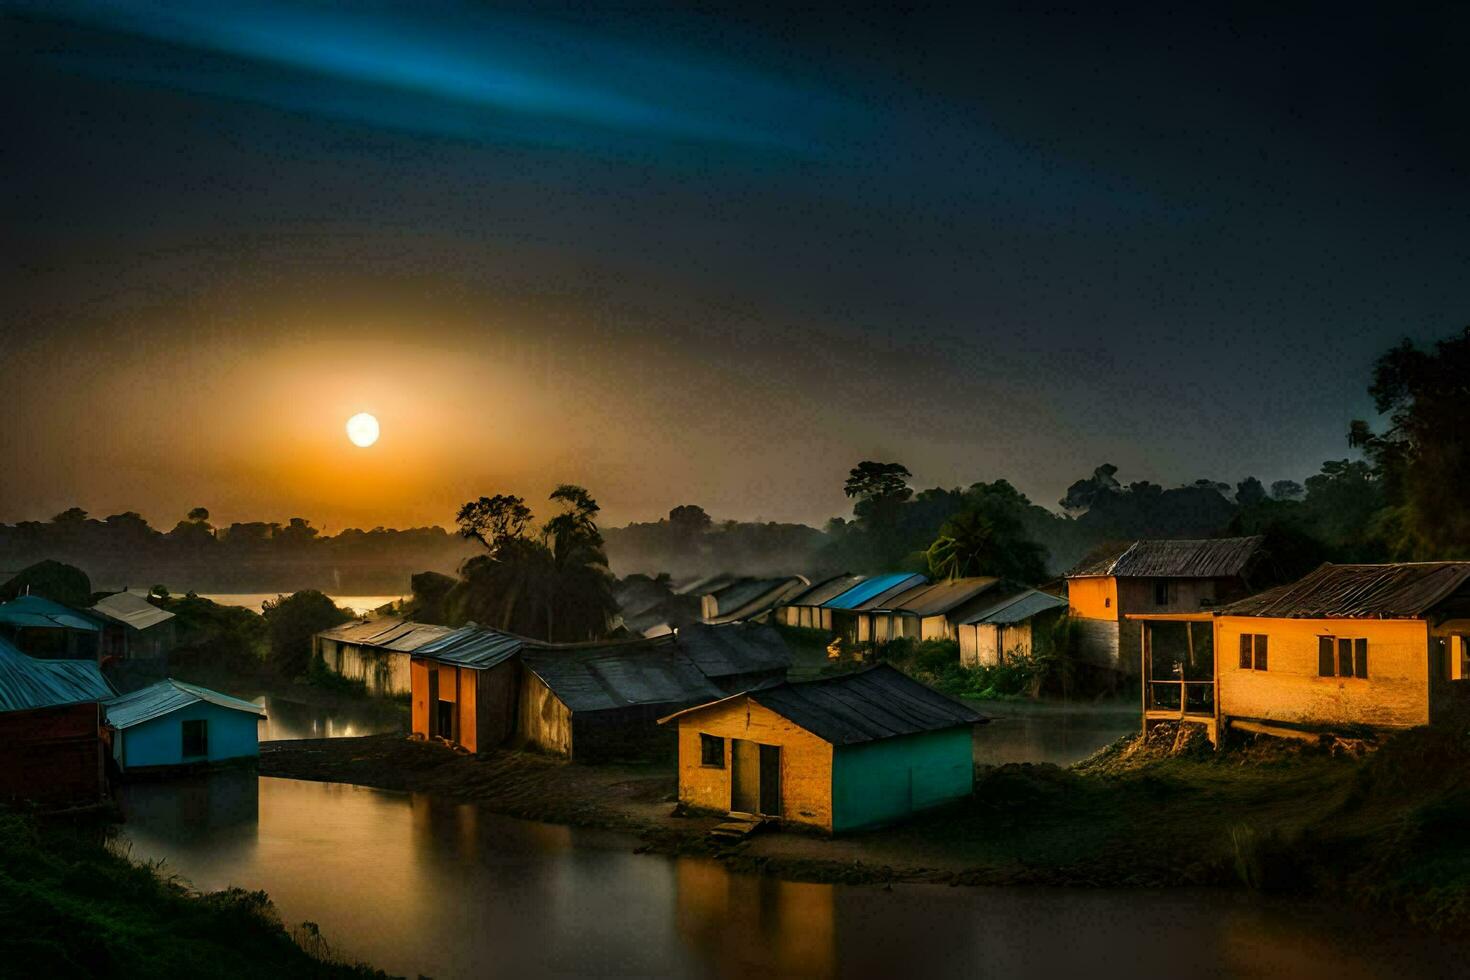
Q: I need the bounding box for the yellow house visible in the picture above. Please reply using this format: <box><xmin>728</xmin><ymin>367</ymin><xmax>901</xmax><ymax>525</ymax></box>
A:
<box><xmin>1135</xmin><ymin>562</ymin><xmax>1470</xmax><ymax>744</ymax></box>
<box><xmin>1067</xmin><ymin>536</ymin><xmax>1266</xmax><ymax>675</ymax></box>
<box><xmin>660</xmin><ymin>665</ymin><xmax>984</xmax><ymax>833</ymax></box>
<box><xmin>1214</xmin><ymin>562</ymin><xmax>1470</xmax><ymax>733</ymax></box>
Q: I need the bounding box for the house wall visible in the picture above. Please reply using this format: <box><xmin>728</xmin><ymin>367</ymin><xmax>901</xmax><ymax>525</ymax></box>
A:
<box><xmin>518</xmin><ymin>669</ymin><xmax>573</xmax><ymax>758</ymax></box>
<box><xmin>920</xmin><ymin>615</ymin><xmax>950</xmax><ymax>641</ymax></box>
<box><xmin>959</xmin><ymin>623</ymin><xmax>1034</xmax><ymax>668</ymax></box>
<box><xmin>572</xmin><ymin>704</ymin><xmax>679</xmax><ymax>762</ymax></box>
<box><xmin>410</xmin><ymin>658</ymin><xmax>429</xmax><ymax>735</ymax></box>
<box><xmin>674</xmin><ymin>698</ymin><xmax>834</xmax><ymax>832</ymax></box>
<box><xmin>831</xmin><ymin>726</ymin><xmax>973</xmax><ymax>832</ymax></box>
<box><xmin>1067</xmin><ymin>577</ymin><xmax>1118</xmax><ymax>621</ymax></box>
<box><xmin>1216</xmin><ymin>616</ymin><xmax>1431</xmax><ymax>729</ymax></box>
<box><xmin>116</xmin><ymin>701</ymin><xmax>260</xmax><ymax>770</ymax></box>
<box><xmin>476</xmin><ymin>660</ymin><xmax>519</xmax><ymax>750</ymax></box>
<box><xmin>0</xmin><ymin>703</ymin><xmax>103</xmax><ymax>805</ymax></box>
<box><xmin>333</xmin><ymin>642</ymin><xmax>412</xmax><ymax>697</ymax></box>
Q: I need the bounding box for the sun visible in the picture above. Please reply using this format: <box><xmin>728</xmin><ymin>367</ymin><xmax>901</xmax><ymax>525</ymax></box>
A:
<box><xmin>346</xmin><ymin>412</ymin><xmax>380</xmax><ymax>447</ymax></box>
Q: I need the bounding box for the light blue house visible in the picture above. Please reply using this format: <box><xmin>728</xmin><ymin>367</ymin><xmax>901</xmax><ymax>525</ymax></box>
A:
<box><xmin>104</xmin><ymin>679</ymin><xmax>265</xmax><ymax>773</ymax></box>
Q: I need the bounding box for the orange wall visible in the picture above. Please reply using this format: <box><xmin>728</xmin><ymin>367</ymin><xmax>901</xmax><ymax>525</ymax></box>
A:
<box><xmin>1217</xmin><ymin>616</ymin><xmax>1431</xmax><ymax>729</ymax></box>
<box><xmin>411</xmin><ymin>659</ymin><xmax>429</xmax><ymax>737</ymax></box>
<box><xmin>1067</xmin><ymin>577</ymin><xmax>1117</xmax><ymax>621</ymax></box>
<box><xmin>674</xmin><ymin>698</ymin><xmax>834</xmax><ymax>831</ymax></box>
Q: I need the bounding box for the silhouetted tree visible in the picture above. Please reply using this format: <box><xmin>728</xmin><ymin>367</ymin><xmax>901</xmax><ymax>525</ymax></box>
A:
<box><xmin>1270</xmin><ymin>480</ymin><xmax>1305</xmax><ymax>501</ymax></box>
<box><xmin>262</xmin><ymin>590</ymin><xmax>351</xmax><ymax>678</ymax></box>
<box><xmin>0</xmin><ymin>560</ymin><xmax>91</xmax><ymax>607</ymax></box>
<box><xmin>456</xmin><ymin>494</ymin><xmax>533</xmax><ymax>553</ymax></box>
<box><xmin>1235</xmin><ymin>477</ymin><xmax>1267</xmax><ymax>508</ymax></box>
<box><xmin>925</xmin><ymin>482</ymin><xmax>1048</xmax><ymax>583</ymax></box>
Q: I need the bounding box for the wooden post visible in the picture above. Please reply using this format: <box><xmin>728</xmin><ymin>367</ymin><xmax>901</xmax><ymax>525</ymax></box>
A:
<box><xmin>1140</xmin><ymin>621</ymin><xmax>1148</xmax><ymax>736</ymax></box>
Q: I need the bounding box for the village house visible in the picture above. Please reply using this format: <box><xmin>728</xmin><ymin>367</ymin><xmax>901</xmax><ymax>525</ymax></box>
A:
<box><xmin>103</xmin><ymin>679</ymin><xmax>265</xmax><ymax>774</ymax></box>
<box><xmin>853</xmin><ymin>576</ymin><xmax>1013</xmax><ymax>645</ymax></box>
<box><xmin>699</xmin><ymin>576</ymin><xmax>810</xmax><ymax>624</ymax></box>
<box><xmin>661</xmin><ymin>665</ymin><xmax>984</xmax><ymax>833</ymax></box>
<box><xmin>409</xmin><ymin>622</ymin><xmax>791</xmax><ymax>761</ymax></box>
<box><xmin>0</xmin><ymin>635</ymin><xmax>115</xmax><ymax>806</ymax></box>
<box><xmin>822</xmin><ymin>572</ymin><xmax>929</xmax><ymax>645</ymax></box>
<box><xmin>956</xmin><ymin>588</ymin><xmax>1068</xmax><ymax>667</ymax></box>
<box><xmin>314</xmin><ymin>617</ymin><xmax>458</xmax><ymax>697</ymax></box>
<box><xmin>1067</xmin><ymin>536</ymin><xmax>1266</xmax><ymax>675</ymax></box>
<box><xmin>777</xmin><ymin>573</ymin><xmax>865</xmax><ymax>630</ymax></box>
<box><xmin>90</xmin><ymin>591</ymin><xmax>176</xmax><ymax>662</ymax></box>
<box><xmin>0</xmin><ymin>593</ymin><xmax>102</xmax><ymax>660</ymax></box>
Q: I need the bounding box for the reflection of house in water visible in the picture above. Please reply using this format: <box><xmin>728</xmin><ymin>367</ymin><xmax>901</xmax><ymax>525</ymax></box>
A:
<box><xmin>675</xmin><ymin>857</ymin><xmax>836</xmax><ymax>980</ymax></box>
<box><xmin>114</xmin><ymin>769</ymin><xmax>261</xmax><ymax>841</ymax></box>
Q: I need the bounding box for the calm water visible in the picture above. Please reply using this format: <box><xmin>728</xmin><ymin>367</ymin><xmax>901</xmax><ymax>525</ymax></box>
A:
<box><xmin>115</xmin><ymin>774</ymin><xmax>1469</xmax><ymax>980</ymax></box>
<box><xmin>970</xmin><ymin>699</ymin><xmax>1140</xmax><ymax>766</ymax></box>
<box><xmin>108</xmin><ymin>588</ymin><xmax>403</xmax><ymax>615</ymax></box>
<box><xmin>252</xmin><ymin>695</ymin><xmax>405</xmax><ymax>742</ymax></box>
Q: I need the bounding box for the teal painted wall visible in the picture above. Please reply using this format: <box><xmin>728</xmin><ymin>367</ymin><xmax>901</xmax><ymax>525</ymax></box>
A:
<box><xmin>115</xmin><ymin>701</ymin><xmax>261</xmax><ymax>770</ymax></box>
<box><xmin>830</xmin><ymin>726</ymin><xmax>973</xmax><ymax>832</ymax></box>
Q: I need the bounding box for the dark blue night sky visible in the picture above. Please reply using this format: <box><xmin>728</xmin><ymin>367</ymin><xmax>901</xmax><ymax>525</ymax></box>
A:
<box><xmin>4</xmin><ymin>2</ymin><xmax>1468</xmax><ymax>528</ymax></box>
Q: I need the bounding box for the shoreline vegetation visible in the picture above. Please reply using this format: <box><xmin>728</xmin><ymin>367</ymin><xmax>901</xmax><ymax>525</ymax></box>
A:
<box><xmin>259</xmin><ymin>713</ymin><xmax>1470</xmax><ymax>929</ymax></box>
<box><xmin>0</xmin><ymin>810</ymin><xmax>387</xmax><ymax>979</ymax></box>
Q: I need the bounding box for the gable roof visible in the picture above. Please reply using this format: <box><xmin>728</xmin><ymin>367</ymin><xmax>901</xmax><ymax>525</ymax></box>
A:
<box><xmin>412</xmin><ymin>626</ymin><xmax>530</xmax><ymax>670</ymax></box>
<box><xmin>704</xmin><ymin>576</ymin><xmax>810</xmax><ymax>623</ymax></box>
<box><xmin>1220</xmin><ymin>562</ymin><xmax>1470</xmax><ymax>620</ymax></box>
<box><xmin>521</xmin><ymin>640</ymin><xmax>724</xmax><ymax>713</ymax></box>
<box><xmin>104</xmin><ymin>678</ymin><xmax>265</xmax><ymax>729</ymax></box>
<box><xmin>1068</xmin><ymin>536</ymin><xmax>1264</xmax><ymax>580</ymax></box>
<box><xmin>0</xmin><ymin>595</ymin><xmax>102</xmax><ymax>632</ymax></box>
<box><xmin>960</xmin><ymin>588</ymin><xmax>1067</xmax><ymax>626</ymax></box>
<box><xmin>316</xmin><ymin>617</ymin><xmax>458</xmax><ymax>652</ymax></box>
<box><xmin>0</xmin><ymin>637</ymin><xmax>115</xmax><ymax>713</ymax></box>
<box><xmin>90</xmin><ymin>591</ymin><xmax>175</xmax><ymax>631</ymax></box>
<box><xmin>785</xmin><ymin>574</ymin><xmax>867</xmax><ymax>608</ymax></box>
<box><xmin>823</xmin><ymin>573</ymin><xmax>928</xmax><ymax>610</ymax></box>
<box><xmin>880</xmin><ymin>577</ymin><xmax>1002</xmax><ymax>616</ymax></box>
<box><xmin>662</xmin><ymin>664</ymin><xmax>985</xmax><ymax>745</ymax></box>
<box><xmin>675</xmin><ymin>622</ymin><xmax>791</xmax><ymax>679</ymax></box>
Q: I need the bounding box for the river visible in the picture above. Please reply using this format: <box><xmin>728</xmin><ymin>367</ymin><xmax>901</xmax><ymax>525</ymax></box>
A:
<box><xmin>115</xmin><ymin>774</ymin><xmax>1469</xmax><ymax>979</ymax></box>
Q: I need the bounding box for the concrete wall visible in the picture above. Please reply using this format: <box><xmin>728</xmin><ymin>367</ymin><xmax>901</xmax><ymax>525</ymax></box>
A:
<box><xmin>1216</xmin><ymin>616</ymin><xmax>1431</xmax><ymax>729</ymax></box>
<box><xmin>116</xmin><ymin>701</ymin><xmax>260</xmax><ymax>770</ymax></box>
<box><xmin>674</xmin><ymin>698</ymin><xmax>834</xmax><ymax>831</ymax></box>
<box><xmin>831</xmin><ymin>726</ymin><xmax>973</xmax><ymax>832</ymax></box>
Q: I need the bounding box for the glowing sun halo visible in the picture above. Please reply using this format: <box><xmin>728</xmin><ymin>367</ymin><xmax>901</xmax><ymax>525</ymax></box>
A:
<box><xmin>346</xmin><ymin>412</ymin><xmax>380</xmax><ymax>448</ymax></box>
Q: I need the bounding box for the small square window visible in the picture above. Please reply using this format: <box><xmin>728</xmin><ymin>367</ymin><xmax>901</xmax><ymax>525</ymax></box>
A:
<box><xmin>182</xmin><ymin>719</ymin><xmax>208</xmax><ymax>758</ymax></box>
<box><xmin>700</xmin><ymin>733</ymin><xmax>725</xmax><ymax>768</ymax></box>
<box><xmin>1154</xmin><ymin>581</ymin><xmax>1170</xmax><ymax>606</ymax></box>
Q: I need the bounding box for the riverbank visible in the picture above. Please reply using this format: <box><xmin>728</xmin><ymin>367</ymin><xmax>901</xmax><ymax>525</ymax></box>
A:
<box><xmin>0</xmin><ymin>810</ymin><xmax>388</xmax><ymax>978</ymax></box>
<box><xmin>261</xmin><ymin>715</ymin><xmax>1470</xmax><ymax>927</ymax></box>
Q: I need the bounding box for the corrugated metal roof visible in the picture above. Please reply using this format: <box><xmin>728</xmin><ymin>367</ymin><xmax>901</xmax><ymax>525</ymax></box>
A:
<box><xmin>1068</xmin><ymin>536</ymin><xmax>1264</xmax><ymax>579</ymax></box>
<box><xmin>706</xmin><ymin>577</ymin><xmax>810</xmax><ymax>624</ymax></box>
<box><xmin>0</xmin><ymin>637</ymin><xmax>115</xmax><ymax>712</ymax></box>
<box><xmin>675</xmin><ymin>622</ymin><xmax>791</xmax><ymax>679</ymax></box>
<box><xmin>0</xmin><ymin>595</ymin><xmax>102</xmax><ymax>632</ymax></box>
<box><xmin>881</xmin><ymin>577</ymin><xmax>1001</xmax><ymax>616</ymax></box>
<box><xmin>90</xmin><ymin>591</ymin><xmax>175</xmax><ymax>631</ymax></box>
<box><xmin>961</xmin><ymin>589</ymin><xmax>1067</xmax><ymax>626</ymax></box>
<box><xmin>1220</xmin><ymin>562</ymin><xmax>1470</xmax><ymax>620</ymax></box>
<box><xmin>663</xmin><ymin>664</ymin><xmax>985</xmax><ymax>745</ymax></box>
<box><xmin>317</xmin><ymin>617</ymin><xmax>457</xmax><ymax>652</ymax></box>
<box><xmin>522</xmin><ymin>640</ymin><xmax>724</xmax><ymax>713</ymax></box>
<box><xmin>823</xmin><ymin>573</ymin><xmax>928</xmax><ymax>610</ymax></box>
<box><xmin>413</xmin><ymin>627</ymin><xmax>529</xmax><ymax>669</ymax></box>
<box><xmin>785</xmin><ymin>574</ymin><xmax>866</xmax><ymax>608</ymax></box>
<box><xmin>104</xmin><ymin>678</ymin><xmax>265</xmax><ymax>729</ymax></box>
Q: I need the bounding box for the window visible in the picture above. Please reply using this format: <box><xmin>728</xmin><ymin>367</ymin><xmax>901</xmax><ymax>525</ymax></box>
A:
<box><xmin>700</xmin><ymin>733</ymin><xmax>725</xmax><ymax>768</ymax></box>
<box><xmin>1458</xmin><ymin>635</ymin><xmax>1470</xmax><ymax>679</ymax></box>
<box><xmin>1154</xmin><ymin>581</ymin><xmax>1170</xmax><ymax>606</ymax></box>
<box><xmin>182</xmin><ymin>719</ymin><xmax>208</xmax><ymax>757</ymax></box>
<box><xmin>1318</xmin><ymin>636</ymin><xmax>1368</xmax><ymax>678</ymax></box>
<box><xmin>1104</xmin><ymin>596</ymin><xmax>1111</xmax><ymax>609</ymax></box>
<box><xmin>1238</xmin><ymin>634</ymin><xmax>1268</xmax><ymax>670</ymax></box>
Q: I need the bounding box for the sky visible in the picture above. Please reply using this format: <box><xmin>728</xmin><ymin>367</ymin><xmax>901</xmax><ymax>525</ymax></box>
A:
<box><xmin>3</xmin><ymin>2</ymin><xmax>1468</xmax><ymax>532</ymax></box>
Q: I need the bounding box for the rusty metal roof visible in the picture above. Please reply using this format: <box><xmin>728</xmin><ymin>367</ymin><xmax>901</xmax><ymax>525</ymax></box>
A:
<box><xmin>1220</xmin><ymin>562</ymin><xmax>1470</xmax><ymax>619</ymax></box>
<box><xmin>1068</xmin><ymin>536</ymin><xmax>1264</xmax><ymax>579</ymax></box>
<box><xmin>0</xmin><ymin>637</ymin><xmax>115</xmax><ymax>713</ymax></box>
<box><xmin>662</xmin><ymin>664</ymin><xmax>986</xmax><ymax>745</ymax></box>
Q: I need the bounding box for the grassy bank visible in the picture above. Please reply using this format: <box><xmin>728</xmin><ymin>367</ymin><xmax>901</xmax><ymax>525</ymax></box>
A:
<box><xmin>0</xmin><ymin>810</ymin><xmax>389</xmax><ymax>978</ymax></box>
<box><xmin>264</xmin><ymin>715</ymin><xmax>1470</xmax><ymax>930</ymax></box>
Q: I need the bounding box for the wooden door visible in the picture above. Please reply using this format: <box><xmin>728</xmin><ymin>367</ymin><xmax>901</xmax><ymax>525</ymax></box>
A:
<box><xmin>759</xmin><ymin>744</ymin><xmax>781</xmax><ymax>817</ymax></box>
<box><xmin>427</xmin><ymin>669</ymin><xmax>440</xmax><ymax>738</ymax></box>
<box><xmin>730</xmin><ymin>739</ymin><xmax>760</xmax><ymax>814</ymax></box>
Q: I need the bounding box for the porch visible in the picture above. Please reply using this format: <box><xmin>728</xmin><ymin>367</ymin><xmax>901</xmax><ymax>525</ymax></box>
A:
<box><xmin>1129</xmin><ymin>613</ymin><xmax>1218</xmax><ymax>745</ymax></box>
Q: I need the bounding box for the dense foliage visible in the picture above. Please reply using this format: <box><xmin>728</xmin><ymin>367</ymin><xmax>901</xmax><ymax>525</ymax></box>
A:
<box><xmin>261</xmin><ymin>590</ymin><xmax>353</xmax><ymax>678</ymax></box>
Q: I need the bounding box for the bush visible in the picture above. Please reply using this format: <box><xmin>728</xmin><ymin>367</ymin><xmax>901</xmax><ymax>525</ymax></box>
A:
<box><xmin>262</xmin><ymin>591</ymin><xmax>352</xmax><ymax>679</ymax></box>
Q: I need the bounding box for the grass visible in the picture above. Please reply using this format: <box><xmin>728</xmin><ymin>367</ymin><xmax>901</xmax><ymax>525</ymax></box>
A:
<box><xmin>0</xmin><ymin>810</ymin><xmax>389</xmax><ymax>979</ymax></box>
